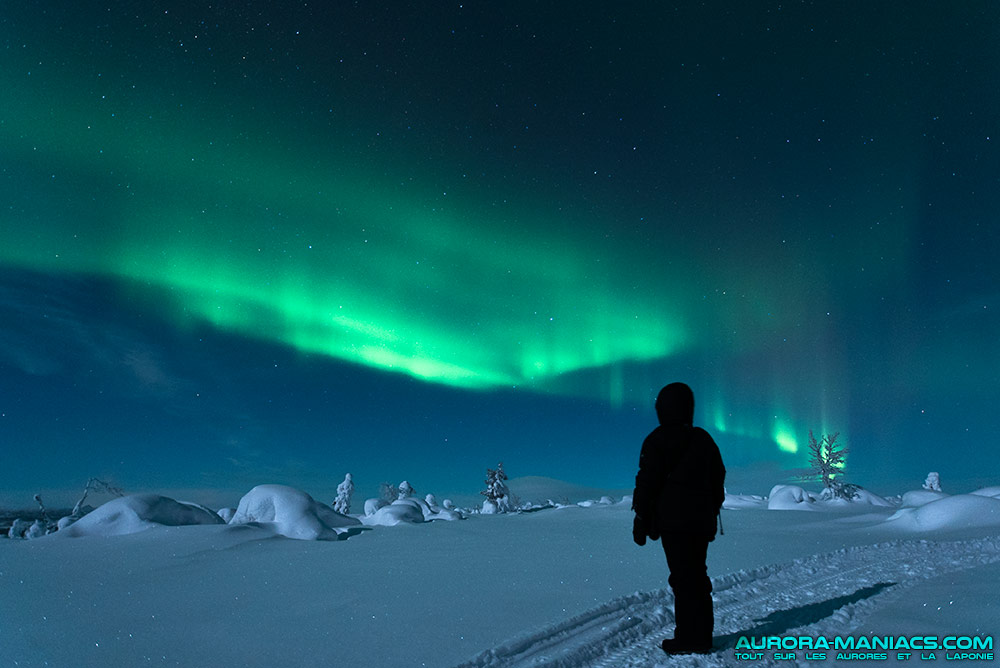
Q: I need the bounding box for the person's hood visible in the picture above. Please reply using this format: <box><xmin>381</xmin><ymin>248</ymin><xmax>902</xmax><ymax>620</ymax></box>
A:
<box><xmin>655</xmin><ymin>382</ymin><xmax>694</xmax><ymax>426</ymax></box>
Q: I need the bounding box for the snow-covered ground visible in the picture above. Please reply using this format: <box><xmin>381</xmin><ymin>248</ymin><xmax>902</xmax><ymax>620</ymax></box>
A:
<box><xmin>2</xmin><ymin>481</ymin><xmax>999</xmax><ymax>667</ymax></box>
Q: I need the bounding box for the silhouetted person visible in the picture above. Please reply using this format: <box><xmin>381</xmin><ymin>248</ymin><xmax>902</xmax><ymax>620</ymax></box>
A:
<box><xmin>632</xmin><ymin>382</ymin><xmax>726</xmax><ymax>655</ymax></box>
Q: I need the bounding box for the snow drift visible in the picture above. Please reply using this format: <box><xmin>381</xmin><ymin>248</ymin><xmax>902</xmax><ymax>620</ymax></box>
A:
<box><xmin>901</xmin><ymin>489</ymin><xmax>949</xmax><ymax>507</ymax></box>
<box><xmin>885</xmin><ymin>493</ymin><xmax>1000</xmax><ymax>532</ymax></box>
<box><xmin>229</xmin><ymin>484</ymin><xmax>361</xmax><ymax>540</ymax></box>
<box><xmin>766</xmin><ymin>484</ymin><xmax>894</xmax><ymax>510</ymax></box>
<box><xmin>57</xmin><ymin>494</ymin><xmax>225</xmax><ymax>537</ymax></box>
<box><xmin>361</xmin><ymin>496</ymin><xmax>462</xmax><ymax>526</ymax></box>
<box><xmin>767</xmin><ymin>484</ymin><xmax>821</xmax><ymax>510</ymax></box>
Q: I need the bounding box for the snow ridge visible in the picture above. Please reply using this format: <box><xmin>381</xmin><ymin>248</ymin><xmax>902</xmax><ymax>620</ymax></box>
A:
<box><xmin>454</xmin><ymin>536</ymin><xmax>1000</xmax><ymax>668</ymax></box>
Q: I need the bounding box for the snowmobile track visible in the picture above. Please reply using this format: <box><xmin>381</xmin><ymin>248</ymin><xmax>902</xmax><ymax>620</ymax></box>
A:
<box><xmin>453</xmin><ymin>536</ymin><xmax>1000</xmax><ymax>668</ymax></box>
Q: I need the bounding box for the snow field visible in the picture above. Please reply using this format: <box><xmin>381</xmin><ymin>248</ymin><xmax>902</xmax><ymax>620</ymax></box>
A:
<box><xmin>455</xmin><ymin>537</ymin><xmax>1000</xmax><ymax>668</ymax></box>
<box><xmin>4</xmin><ymin>483</ymin><xmax>1000</xmax><ymax>667</ymax></box>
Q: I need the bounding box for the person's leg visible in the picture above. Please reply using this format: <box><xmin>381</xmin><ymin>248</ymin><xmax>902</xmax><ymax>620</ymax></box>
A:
<box><xmin>661</xmin><ymin>535</ymin><xmax>713</xmax><ymax>650</ymax></box>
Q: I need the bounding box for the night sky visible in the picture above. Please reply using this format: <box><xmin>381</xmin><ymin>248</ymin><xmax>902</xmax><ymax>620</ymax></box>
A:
<box><xmin>2</xmin><ymin>2</ymin><xmax>998</xmax><ymax>507</ymax></box>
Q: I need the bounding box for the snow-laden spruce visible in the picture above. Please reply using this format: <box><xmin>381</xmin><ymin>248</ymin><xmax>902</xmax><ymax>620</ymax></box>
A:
<box><xmin>481</xmin><ymin>462</ymin><xmax>512</xmax><ymax>514</ymax></box>
<box><xmin>333</xmin><ymin>473</ymin><xmax>354</xmax><ymax>515</ymax></box>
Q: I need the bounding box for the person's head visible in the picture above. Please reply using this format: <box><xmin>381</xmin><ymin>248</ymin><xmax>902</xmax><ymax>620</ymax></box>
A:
<box><xmin>655</xmin><ymin>382</ymin><xmax>695</xmax><ymax>426</ymax></box>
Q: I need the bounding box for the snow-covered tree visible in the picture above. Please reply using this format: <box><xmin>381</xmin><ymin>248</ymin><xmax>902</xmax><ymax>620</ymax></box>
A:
<box><xmin>481</xmin><ymin>462</ymin><xmax>511</xmax><ymax>513</ymax></box>
<box><xmin>807</xmin><ymin>431</ymin><xmax>859</xmax><ymax>500</ymax></box>
<box><xmin>334</xmin><ymin>473</ymin><xmax>354</xmax><ymax>514</ymax></box>
<box><xmin>923</xmin><ymin>472</ymin><xmax>942</xmax><ymax>492</ymax></box>
<box><xmin>397</xmin><ymin>480</ymin><xmax>414</xmax><ymax>499</ymax></box>
<box><xmin>7</xmin><ymin>519</ymin><xmax>32</xmax><ymax>539</ymax></box>
<box><xmin>26</xmin><ymin>520</ymin><xmax>48</xmax><ymax>539</ymax></box>
<box><xmin>378</xmin><ymin>482</ymin><xmax>399</xmax><ymax>502</ymax></box>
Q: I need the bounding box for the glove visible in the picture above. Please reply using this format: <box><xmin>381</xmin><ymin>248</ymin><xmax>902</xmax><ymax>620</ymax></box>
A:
<box><xmin>632</xmin><ymin>515</ymin><xmax>647</xmax><ymax>546</ymax></box>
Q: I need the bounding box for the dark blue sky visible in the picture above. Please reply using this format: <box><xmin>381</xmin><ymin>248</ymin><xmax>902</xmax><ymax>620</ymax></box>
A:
<box><xmin>1</xmin><ymin>2</ymin><xmax>998</xmax><ymax>507</ymax></box>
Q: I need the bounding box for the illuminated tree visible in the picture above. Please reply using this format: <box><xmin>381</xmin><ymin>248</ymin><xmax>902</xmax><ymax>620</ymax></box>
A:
<box><xmin>807</xmin><ymin>431</ymin><xmax>859</xmax><ymax>500</ymax></box>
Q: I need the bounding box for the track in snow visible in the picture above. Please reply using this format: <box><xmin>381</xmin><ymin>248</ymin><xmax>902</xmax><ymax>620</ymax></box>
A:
<box><xmin>453</xmin><ymin>536</ymin><xmax>1000</xmax><ymax>668</ymax></box>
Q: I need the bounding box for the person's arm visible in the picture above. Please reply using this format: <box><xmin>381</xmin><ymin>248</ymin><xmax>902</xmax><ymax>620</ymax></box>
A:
<box><xmin>632</xmin><ymin>431</ymin><xmax>660</xmax><ymax>544</ymax></box>
<box><xmin>711</xmin><ymin>441</ymin><xmax>726</xmax><ymax>512</ymax></box>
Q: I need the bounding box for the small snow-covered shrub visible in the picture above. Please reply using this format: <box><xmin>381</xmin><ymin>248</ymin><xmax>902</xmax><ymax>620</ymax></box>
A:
<box><xmin>7</xmin><ymin>519</ymin><xmax>33</xmax><ymax>539</ymax></box>
<box><xmin>923</xmin><ymin>472</ymin><xmax>942</xmax><ymax>492</ymax></box>
<box><xmin>397</xmin><ymin>481</ymin><xmax>414</xmax><ymax>499</ymax></box>
<box><xmin>25</xmin><ymin>520</ymin><xmax>48</xmax><ymax>539</ymax></box>
<box><xmin>820</xmin><ymin>481</ymin><xmax>862</xmax><ymax>501</ymax></box>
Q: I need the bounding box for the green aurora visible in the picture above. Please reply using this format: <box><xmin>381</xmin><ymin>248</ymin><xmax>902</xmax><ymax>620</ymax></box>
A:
<box><xmin>1</xmin><ymin>68</ymin><xmax>823</xmax><ymax>455</ymax></box>
<box><xmin>2</xmin><ymin>72</ymin><xmax>693</xmax><ymax>391</ymax></box>
<box><xmin>3</xmin><ymin>2</ymin><xmax>996</xmax><ymax>493</ymax></box>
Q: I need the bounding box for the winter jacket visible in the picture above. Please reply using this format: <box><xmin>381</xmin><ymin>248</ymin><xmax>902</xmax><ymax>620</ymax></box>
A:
<box><xmin>632</xmin><ymin>424</ymin><xmax>726</xmax><ymax>540</ymax></box>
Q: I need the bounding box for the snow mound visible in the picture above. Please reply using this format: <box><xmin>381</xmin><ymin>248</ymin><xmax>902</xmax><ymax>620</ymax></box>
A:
<box><xmin>970</xmin><ymin>486</ymin><xmax>1000</xmax><ymax>499</ymax></box>
<box><xmin>767</xmin><ymin>484</ymin><xmax>820</xmax><ymax>510</ymax></box>
<box><xmin>363</xmin><ymin>499</ymin><xmax>425</xmax><ymax>526</ymax></box>
<box><xmin>818</xmin><ymin>487</ymin><xmax>896</xmax><ymax>507</ymax></box>
<box><xmin>364</xmin><ymin>498</ymin><xmax>388</xmax><ymax>516</ymax></box>
<box><xmin>901</xmin><ymin>489</ymin><xmax>949</xmax><ymax>507</ymax></box>
<box><xmin>229</xmin><ymin>485</ymin><xmax>361</xmax><ymax>540</ymax></box>
<box><xmin>361</xmin><ymin>497</ymin><xmax>463</xmax><ymax>526</ymax></box>
<box><xmin>767</xmin><ymin>485</ymin><xmax>894</xmax><ymax>510</ymax></box>
<box><xmin>850</xmin><ymin>488</ymin><xmax>896</xmax><ymax>506</ymax></box>
<box><xmin>724</xmin><ymin>493</ymin><xmax>767</xmax><ymax>510</ymax></box>
<box><xmin>885</xmin><ymin>493</ymin><xmax>1000</xmax><ymax>532</ymax></box>
<box><xmin>59</xmin><ymin>494</ymin><xmax>225</xmax><ymax>537</ymax></box>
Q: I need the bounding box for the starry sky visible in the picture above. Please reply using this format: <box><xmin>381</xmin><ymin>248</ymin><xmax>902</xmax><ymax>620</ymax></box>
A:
<box><xmin>1</xmin><ymin>2</ymin><xmax>998</xmax><ymax>507</ymax></box>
